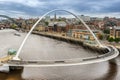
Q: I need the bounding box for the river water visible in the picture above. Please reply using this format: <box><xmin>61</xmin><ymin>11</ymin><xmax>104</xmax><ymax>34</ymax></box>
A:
<box><xmin>0</xmin><ymin>29</ymin><xmax>119</xmax><ymax>80</ymax></box>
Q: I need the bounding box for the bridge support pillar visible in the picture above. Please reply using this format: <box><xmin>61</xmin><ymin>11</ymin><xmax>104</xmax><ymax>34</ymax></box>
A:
<box><xmin>9</xmin><ymin>66</ymin><xmax>24</xmax><ymax>72</ymax></box>
<box><xmin>12</xmin><ymin>57</ymin><xmax>21</xmax><ymax>60</ymax></box>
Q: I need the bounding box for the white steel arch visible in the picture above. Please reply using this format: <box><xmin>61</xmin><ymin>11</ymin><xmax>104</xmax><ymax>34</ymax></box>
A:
<box><xmin>13</xmin><ymin>9</ymin><xmax>103</xmax><ymax>60</ymax></box>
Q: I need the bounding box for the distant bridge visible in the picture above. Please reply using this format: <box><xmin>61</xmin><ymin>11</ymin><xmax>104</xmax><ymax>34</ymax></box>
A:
<box><xmin>0</xmin><ymin>15</ymin><xmax>20</xmax><ymax>27</ymax></box>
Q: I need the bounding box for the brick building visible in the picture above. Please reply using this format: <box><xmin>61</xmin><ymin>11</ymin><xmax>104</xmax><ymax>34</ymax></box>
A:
<box><xmin>110</xmin><ymin>26</ymin><xmax>120</xmax><ymax>38</ymax></box>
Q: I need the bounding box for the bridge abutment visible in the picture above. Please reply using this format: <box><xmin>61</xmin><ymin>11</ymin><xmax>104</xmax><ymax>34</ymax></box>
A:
<box><xmin>9</xmin><ymin>66</ymin><xmax>24</xmax><ymax>72</ymax></box>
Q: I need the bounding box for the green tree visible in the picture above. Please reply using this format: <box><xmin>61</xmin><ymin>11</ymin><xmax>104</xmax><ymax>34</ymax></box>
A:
<box><xmin>114</xmin><ymin>38</ymin><xmax>120</xmax><ymax>43</ymax></box>
<box><xmin>98</xmin><ymin>34</ymin><xmax>104</xmax><ymax>40</ymax></box>
<box><xmin>11</xmin><ymin>24</ymin><xmax>17</xmax><ymax>29</ymax></box>
<box><xmin>103</xmin><ymin>29</ymin><xmax>110</xmax><ymax>34</ymax></box>
<box><xmin>108</xmin><ymin>37</ymin><xmax>114</xmax><ymax>42</ymax></box>
<box><xmin>45</xmin><ymin>21</ymin><xmax>49</xmax><ymax>26</ymax></box>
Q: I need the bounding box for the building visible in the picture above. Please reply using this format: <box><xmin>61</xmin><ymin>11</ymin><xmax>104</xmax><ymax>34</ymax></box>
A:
<box><xmin>79</xmin><ymin>15</ymin><xmax>90</xmax><ymax>22</ymax></box>
<box><xmin>91</xmin><ymin>17</ymin><xmax>103</xmax><ymax>21</ymax></box>
<box><xmin>34</xmin><ymin>25</ymin><xmax>45</xmax><ymax>31</ymax></box>
<box><xmin>0</xmin><ymin>22</ymin><xmax>11</xmax><ymax>29</ymax></box>
<box><xmin>47</xmin><ymin>21</ymin><xmax>67</xmax><ymax>32</ymax></box>
<box><xmin>67</xmin><ymin>29</ymin><xmax>100</xmax><ymax>41</ymax></box>
<box><xmin>110</xmin><ymin>26</ymin><xmax>120</xmax><ymax>38</ymax></box>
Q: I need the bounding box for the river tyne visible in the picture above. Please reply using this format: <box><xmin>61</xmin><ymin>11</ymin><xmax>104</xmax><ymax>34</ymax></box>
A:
<box><xmin>0</xmin><ymin>29</ymin><xmax>120</xmax><ymax>80</ymax></box>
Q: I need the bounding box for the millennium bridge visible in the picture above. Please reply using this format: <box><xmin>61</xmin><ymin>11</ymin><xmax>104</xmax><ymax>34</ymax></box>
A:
<box><xmin>0</xmin><ymin>9</ymin><xmax>119</xmax><ymax>68</ymax></box>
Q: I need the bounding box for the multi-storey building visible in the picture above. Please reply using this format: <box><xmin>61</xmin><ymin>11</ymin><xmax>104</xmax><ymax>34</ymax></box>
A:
<box><xmin>67</xmin><ymin>29</ymin><xmax>100</xmax><ymax>41</ymax></box>
<box><xmin>110</xmin><ymin>26</ymin><xmax>120</xmax><ymax>38</ymax></box>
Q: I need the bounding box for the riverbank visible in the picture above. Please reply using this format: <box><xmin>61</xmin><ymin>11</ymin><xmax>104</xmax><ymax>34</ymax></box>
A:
<box><xmin>30</xmin><ymin>31</ymin><xmax>109</xmax><ymax>54</ymax></box>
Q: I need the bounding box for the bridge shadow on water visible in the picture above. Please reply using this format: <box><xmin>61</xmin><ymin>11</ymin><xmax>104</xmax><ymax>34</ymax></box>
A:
<box><xmin>0</xmin><ymin>60</ymin><xmax>118</xmax><ymax>80</ymax></box>
<box><xmin>95</xmin><ymin>61</ymin><xmax>118</xmax><ymax>80</ymax></box>
<box><xmin>0</xmin><ymin>67</ymin><xmax>23</xmax><ymax>80</ymax></box>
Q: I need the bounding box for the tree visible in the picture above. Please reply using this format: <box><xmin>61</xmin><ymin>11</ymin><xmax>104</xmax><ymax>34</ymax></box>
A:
<box><xmin>103</xmin><ymin>29</ymin><xmax>110</xmax><ymax>34</ymax></box>
<box><xmin>45</xmin><ymin>21</ymin><xmax>49</xmax><ymax>26</ymax></box>
<box><xmin>108</xmin><ymin>37</ymin><xmax>114</xmax><ymax>42</ymax></box>
<box><xmin>98</xmin><ymin>34</ymin><xmax>104</xmax><ymax>40</ymax></box>
<box><xmin>105</xmin><ymin>21</ymin><xmax>117</xmax><ymax>26</ymax></box>
<box><xmin>11</xmin><ymin>24</ymin><xmax>17</xmax><ymax>29</ymax></box>
<box><xmin>114</xmin><ymin>38</ymin><xmax>120</xmax><ymax>43</ymax></box>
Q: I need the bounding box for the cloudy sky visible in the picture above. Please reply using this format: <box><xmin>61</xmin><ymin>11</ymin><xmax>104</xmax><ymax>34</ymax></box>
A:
<box><xmin>0</xmin><ymin>0</ymin><xmax>120</xmax><ymax>18</ymax></box>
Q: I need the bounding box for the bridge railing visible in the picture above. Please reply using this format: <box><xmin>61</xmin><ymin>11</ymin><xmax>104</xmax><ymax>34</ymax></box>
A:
<box><xmin>0</xmin><ymin>45</ymin><xmax>118</xmax><ymax>67</ymax></box>
<box><xmin>5</xmin><ymin>46</ymin><xmax>118</xmax><ymax>66</ymax></box>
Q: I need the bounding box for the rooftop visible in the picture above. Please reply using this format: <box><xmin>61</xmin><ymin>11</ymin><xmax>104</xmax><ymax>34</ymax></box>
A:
<box><xmin>113</xmin><ymin>26</ymin><xmax>120</xmax><ymax>30</ymax></box>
